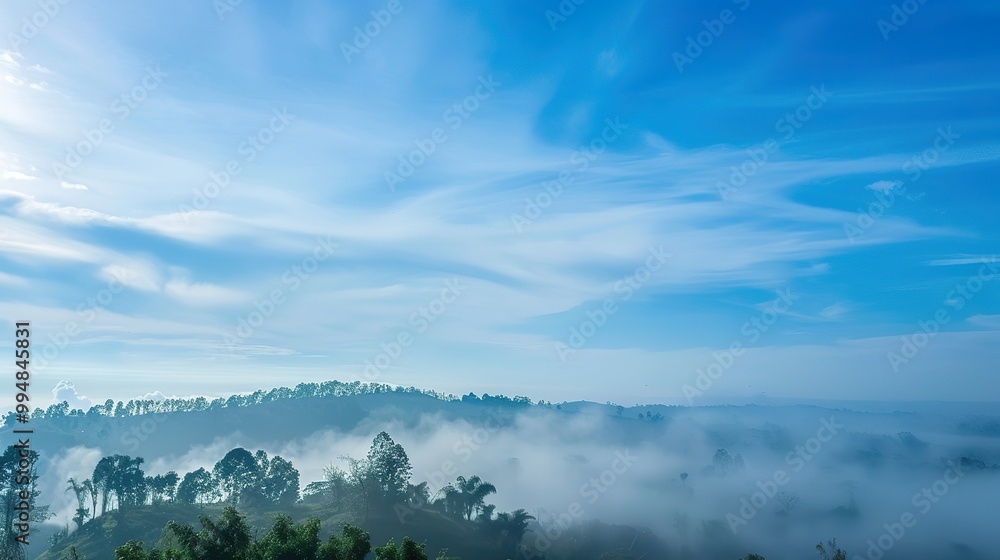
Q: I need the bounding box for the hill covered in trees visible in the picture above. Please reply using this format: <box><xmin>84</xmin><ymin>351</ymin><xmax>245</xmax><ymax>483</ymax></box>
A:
<box><xmin>1</xmin><ymin>380</ymin><xmax>536</xmax><ymax>429</ymax></box>
<box><xmin>33</xmin><ymin>431</ymin><xmax>671</xmax><ymax>560</ymax></box>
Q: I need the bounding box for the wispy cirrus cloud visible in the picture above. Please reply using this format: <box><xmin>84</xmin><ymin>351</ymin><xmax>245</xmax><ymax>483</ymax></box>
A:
<box><xmin>926</xmin><ymin>255</ymin><xmax>998</xmax><ymax>266</ymax></box>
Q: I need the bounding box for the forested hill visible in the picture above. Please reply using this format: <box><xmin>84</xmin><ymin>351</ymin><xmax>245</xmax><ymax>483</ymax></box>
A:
<box><xmin>1</xmin><ymin>382</ymin><xmax>546</xmax><ymax>463</ymax></box>
<box><xmin>1</xmin><ymin>379</ymin><xmax>531</xmax><ymax>431</ymax></box>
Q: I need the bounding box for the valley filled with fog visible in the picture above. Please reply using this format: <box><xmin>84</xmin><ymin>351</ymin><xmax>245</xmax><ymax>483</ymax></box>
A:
<box><xmin>11</xmin><ymin>388</ymin><xmax>999</xmax><ymax>560</ymax></box>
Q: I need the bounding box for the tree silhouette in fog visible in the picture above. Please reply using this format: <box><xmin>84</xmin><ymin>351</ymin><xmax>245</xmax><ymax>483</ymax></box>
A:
<box><xmin>442</xmin><ymin>475</ymin><xmax>497</xmax><ymax>521</ymax></box>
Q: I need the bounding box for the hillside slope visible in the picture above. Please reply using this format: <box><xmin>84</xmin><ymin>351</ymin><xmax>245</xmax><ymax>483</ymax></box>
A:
<box><xmin>36</xmin><ymin>500</ymin><xmax>671</xmax><ymax>560</ymax></box>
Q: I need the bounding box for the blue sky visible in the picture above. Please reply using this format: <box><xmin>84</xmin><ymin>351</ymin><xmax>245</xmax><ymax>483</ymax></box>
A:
<box><xmin>1</xmin><ymin>0</ymin><xmax>999</xmax><ymax>408</ymax></box>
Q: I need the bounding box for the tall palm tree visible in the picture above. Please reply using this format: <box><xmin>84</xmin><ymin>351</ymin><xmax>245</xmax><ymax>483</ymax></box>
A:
<box><xmin>453</xmin><ymin>475</ymin><xmax>497</xmax><ymax>521</ymax></box>
<box><xmin>494</xmin><ymin>509</ymin><xmax>535</xmax><ymax>554</ymax></box>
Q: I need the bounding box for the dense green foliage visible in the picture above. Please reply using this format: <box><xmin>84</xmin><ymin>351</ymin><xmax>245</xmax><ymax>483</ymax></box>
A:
<box><xmin>111</xmin><ymin>507</ymin><xmax>375</xmax><ymax>560</ymax></box>
<box><xmin>63</xmin><ymin>446</ymin><xmax>301</xmax><ymax>530</ymax></box>
<box><xmin>372</xmin><ymin>536</ymin><xmax>427</xmax><ymax>560</ymax></box>
<box><xmin>105</xmin><ymin>507</ymin><xmax>846</xmax><ymax>560</ymax></box>
<box><xmin>108</xmin><ymin>508</ymin><xmax>462</xmax><ymax>560</ymax></box>
<box><xmin>45</xmin><ymin>431</ymin><xmax>548</xmax><ymax>559</ymax></box>
<box><xmin>2</xmin><ymin>445</ymin><xmax>52</xmax><ymax>560</ymax></box>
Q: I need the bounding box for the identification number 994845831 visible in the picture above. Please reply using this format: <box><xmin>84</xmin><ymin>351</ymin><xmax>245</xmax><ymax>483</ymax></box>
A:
<box><xmin>15</xmin><ymin>322</ymin><xmax>30</xmax><ymax>421</ymax></box>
